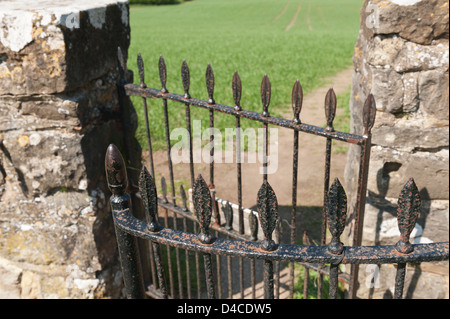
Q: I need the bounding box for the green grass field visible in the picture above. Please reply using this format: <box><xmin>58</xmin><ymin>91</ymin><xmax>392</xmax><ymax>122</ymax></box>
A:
<box><xmin>127</xmin><ymin>0</ymin><xmax>362</xmax><ymax>150</ymax></box>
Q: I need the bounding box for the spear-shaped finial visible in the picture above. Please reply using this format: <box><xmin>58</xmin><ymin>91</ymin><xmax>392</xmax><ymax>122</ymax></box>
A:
<box><xmin>232</xmin><ymin>71</ymin><xmax>242</xmax><ymax>111</ymax></box>
<box><xmin>324</xmin><ymin>88</ymin><xmax>336</xmax><ymax>132</ymax></box>
<box><xmin>249</xmin><ymin>211</ymin><xmax>259</xmax><ymax>242</ymax></box>
<box><xmin>181</xmin><ymin>60</ymin><xmax>190</xmax><ymax>99</ymax></box>
<box><xmin>257</xmin><ymin>180</ymin><xmax>278</xmax><ymax>251</ymax></box>
<box><xmin>161</xmin><ymin>176</ymin><xmax>168</xmax><ymax>204</ymax></box>
<box><xmin>180</xmin><ymin>184</ymin><xmax>188</xmax><ymax>212</ymax></box>
<box><xmin>137</xmin><ymin>53</ymin><xmax>147</xmax><ymax>88</ymax></box>
<box><xmin>292</xmin><ymin>79</ymin><xmax>303</xmax><ymax>124</ymax></box>
<box><xmin>395</xmin><ymin>178</ymin><xmax>421</xmax><ymax>254</ymax></box>
<box><xmin>193</xmin><ymin>174</ymin><xmax>213</xmax><ymax>244</ymax></box>
<box><xmin>117</xmin><ymin>47</ymin><xmax>127</xmax><ymax>80</ymax></box>
<box><xmin>206</xmin><ymin>63</ymin><xmax>215</xmax><ymax>104</ymax></box>
<box><xmin>105</xmin><ymin>144</ymin><xmax>128</xmax><ymax>196</ymax></box>
<box><xmin>222</xmin><ymin>201</ymin><xmax>233</xmax><ymax>231</ymax></box>
<box><xmin>363</xmin><ymin>93</ymin><xmax>377</xmax><ymax>136</ymax></box>
<box><xmin>261</xmin><ymin>74</ymin><xmax>271</xmax><ymax>117</ymax></box>
<box><xmin>326</xmin><ymin>178</ymin><xmax>347</xmax><ymax>255</ymax></box>
<box><xmin>139</xmin><ymin>166</ymin><xmax>160</xmax><ymax>232</ymax></box>
<box><xmin>159</xmin><ymin>55</ymin><xmax>168</xmax><ymax>93</ymax></box>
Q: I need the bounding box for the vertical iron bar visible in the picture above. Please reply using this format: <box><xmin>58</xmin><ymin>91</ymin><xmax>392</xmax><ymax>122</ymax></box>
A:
<box><xmin>194</xmin><ymin>222</ymin><xmax>202</xmax><ymax>298</ymax></box>
<box><xmin>319</xmin><ymin>137</ymin><xmax>332</xmax><ymax>298</ymax></box>
<box><xmin>290</xmin><ymin>129</ymin><xmax>299</xmax><ymax>299</ymax></box>
<box><xmin>137</xmin><ymin>53</ymin><xmax>155</xmax><ymax>178</ymax></box>
<box><xmin>291</xmin><ymin>79</ymin><xmax>303</xmax><ymax>299</ymax></box>
<box><xmin>117</xmin><ymin>48</ymin><xmax>151</xmax><ymax>289</ymax></box>
<box><xmin>320</xmin><ymin>88</ymin><xmax>336</xmax><ymax>299</ymax></box>
<box><xmin>349</xmin><ymin>135</ymin><xmax>371</xmax><ymax>298</ymax></box>
<box><xmin>114</xmin><ymin>225</ymin><xmax>146</xmax><ymax>299</ymax></box>
<box><xmin>193</xmin><ymin>174</ymin><xmax>216</xmax><ymax>299</ymax></box>
<box><xmin>303</xmin><ymin>266</ymin><xmax>309</xmax><ymax>299</ymax></box>
<box><xmin>163</xmin><ymin>99</ymin><xmax>177</xmax><ymax>206</ymax></box>
<box><xmin>329</xmin><ymin>264</ymin><xmax>339</xmax><ymax>299</ymax></box>
<box><xmin>251</xmin><ymin>259</ymin><xmax>256</xmax><ymax>298</ymax></box>
<box><xmin>239</xmin><ymin>258</ymin><xmax>244</xmax><ymax>298</ymax></box>
<box><xmin>151</xmin><ymin>242</ymin><xmax>168</xmax><ymax>299</ymax></box>
<box><xmin>227</xmin><ymin>237</ymin><xmax>233</xmax><ymax>298</ymax></box>
<box><xmin>163</xmin><ymin>207</ymin><xmax>175</xmax><ymax>297</ymax></box>
<box><xmin>349</xmin><ymin>94</ymin><xmax>376</xmax><ymax>299</ymax></box>
<box><xmin>209</xmin><ymin>110</ymin><xmax>215</xmax><ymax>187</ymax></box>
<box><xmin>161</xmin><ymin>82</ymin><xmax>184</xmax><ymax>297</ymax></box>
<box><xmin>183</xmin><ymin>217</ymin><xmax>192</xmax><ymax>299</ymax></box>
<box><xmin>264</xmin><ymin>260</ymin><xmax>274</xmax><ymax>299</ymax></box>
<box><xmin>394</xmin><ymin>263</ymin><xmax>407</xmax><ymax>299</ymax></box>
<box><xmin>236</xmin><ymin>118</ymin><xmax>244</xmax><ymax>235</ymax></box>
<box><xmin>186</xmin><ymin>104</ymin><xmax>195</xmax><ymax>188</ymax></box>
<box><xmin>139</xmin><ymin>165</ymin><xmax>169</xmax><ymax>300</ymax></box>
<box><xmin>233</xmin><ymin>70</ymin><xmax>244</xmax><ymax>235</ymax></box>
<box><xmin>257</xmin><ymin>179</ymin><xmax>278</xmax><ymax>299</ymax></box>
<box><xmin>173</xmin><ymin>212</ymin><xmax>184</xmax><ymax>298</ymax></box>
<box><xmin>148</xmin><ymin>237</ymin><xmax>158</xmax><ymax>291</ymax></box>
<box><xmin>263</xmin><ymin>123</ymin><xmax>268</xmax><ymax>182</ymax></box>
<box><xmin>215</xmin><ymin>230</ymin><xmax>223</xmax><ymax>298</ymax></box>
<box><xmin>302</xmin><ymin>233</ymin><xmax>311</xmax><ymax>299</ymax></box>
<box><xmin>209</xmin><ymin>110</ymin><xmax>221</xmax><ymax>227</ymax></box>
<box><xmin>106</xmin><ymin>144</ymin><xmax>146</xmax><ymax>299</ymax></box>
<box><xmin>204</xmin><ymin>253</ymin><xmax>216</xmax><ymax>299</ymax></box>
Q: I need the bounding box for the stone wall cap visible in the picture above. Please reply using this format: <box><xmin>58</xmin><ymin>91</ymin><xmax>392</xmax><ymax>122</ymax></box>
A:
<box><xmin>0</xmin><ymin>0</ymin><xmax>128</xmax><ymax>13</ymax></box>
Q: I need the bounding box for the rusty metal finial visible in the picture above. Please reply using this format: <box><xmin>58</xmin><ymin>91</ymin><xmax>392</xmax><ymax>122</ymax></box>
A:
<box><xmin>324</xmin><ymin>88</ymin><xmax>336</xmax><ymax>132</ymax></box>
<box><xmin>395</xmin><ymin>178</ymin><xmax>421</xmax><ymax>254</ymax></box>
<box><xmin>161</xmin><ymin>176</ymin><xmax>168</xmax><ymax>203</ymax></box>
<box><xmin>105</xmin><ymin>144</ymin><xmax>128</xmax><ymax>196</ymax></box>
<box><xmin>261</xmin><ymin>74</ymin><xmax>271</xmax><ymax>117</ymax></box>
<box><xmin>292</xmin><ymin>79</ymin><xmax>303</xmax><ymax>124</ymax></box>
<box><xmin>139</xmin><ymin>166</ymin><xmax>160</xmax><ymax>232</ymax></box>
<box><xmin>117</xmin><ymin>47</ymin><xmax>127</xmax><ymax>80</ymax></box>
<box><xmin>206</xmin><ymin>64</ymin><xmax>215</xmax><ymax>104</ymax></box>
<box><xmin>222</xmin><ymin>201</ymin><xmax>233</xmax><ymax>231</ymax></box>
<box><xmin>257</xmin><ymin>180</ymin><xmax>278</xmax><ymax>251</ymax></box>
<box><xmin>181</xmin><ymin>60</ymin><xmax>191</xmax><ymax>99</ymax></box>
<box><xmin>363</xmin><ymin>93</ymin><xmax>377</xmax><ymax>136</ymax></box>
<box><xmin>137</xmin><ymin>53</ymin><xmax>147</xmax><ymax>89</ymax></box>
<box><xmin>327</xmin><ymin>178</ymin><xmax>347</xmax><ymax>255</ymax></box>
<box><xmin>249</xmin><ymin>211</ymin><xmax>259</xmax><ymax>242</ymax></box>
<box><xmin>180</xmin><ymin>184</ymin><xmax>188</xmax><ymax>212</ymax></box>
<box><xmin>193</xmin><ymin>174</ymin><xmax>213</xmax><ymax>244</ymax></box>
<box><xmin>159</xmin><ymin>55</ymin><xmax>168</xmax><ymax>93</ymax></box>
<box><xmin>232</xmin><ymin>71</ymin><xmax>242</xmax><ymax>111</ymax></box>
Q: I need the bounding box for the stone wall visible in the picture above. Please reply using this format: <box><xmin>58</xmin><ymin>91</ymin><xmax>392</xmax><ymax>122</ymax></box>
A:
<box><xmin>345</xmin><ymin>0</ymin><xmax>449</xmax><ymax>298</ymax></box>
<box><xmin>0</xmin><ymin>0</ymin><xmax>140</xmax><ymax>298</ymax></box>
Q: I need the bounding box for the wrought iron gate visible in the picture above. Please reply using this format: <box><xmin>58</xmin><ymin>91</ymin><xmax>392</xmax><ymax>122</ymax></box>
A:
<box><xmin>108</xmin><ymin>48</ymin><xmax>449</xmax><ymax>299</ymax></box>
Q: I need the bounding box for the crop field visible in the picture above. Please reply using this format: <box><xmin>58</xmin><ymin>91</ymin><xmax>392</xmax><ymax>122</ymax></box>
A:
<box><xmin>127</xmin><ymin>0</ymin><xmax>362</xmax><ymax>150</ymax></box>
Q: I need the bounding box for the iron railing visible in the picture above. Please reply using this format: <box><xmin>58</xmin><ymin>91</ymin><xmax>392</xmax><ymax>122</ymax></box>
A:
<box><xmin>109</xmin><ymin>48</ymin><xmax>449</xmax><ymax>299</ymax></box>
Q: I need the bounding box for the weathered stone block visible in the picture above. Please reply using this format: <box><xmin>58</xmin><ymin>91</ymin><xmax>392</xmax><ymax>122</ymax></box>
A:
<box><xmin>368</xmin><ymin>146</ymin><xmax>449</xmax><ymax>200</ymax></box>
<box><xmin>371</xmin><ymin>112</ymin><xmax>450</xmax><ymax>151</ymax></box>
<box><xmin>346</xmin><ymin>0</ymin><xmax>449</xmax><ymax>299</ymax></box>
<box><xmin>362</xmin><ymin>0</ymin><xmax>449</xmax><ymax>45</ymax></box>
<box><xmin>0</xmin><ymin>0</ymin><xmax>130</xmax><ymax>95</ymax></box>
<box><xmin>0</xmin><ymin>0</ymin><xmax>139</xmax><ymax>299</ymax></box>
<box><xmin>418</xmin><ymin>70</ymin><xmax>449</xmax><ymax>120</ymax></box>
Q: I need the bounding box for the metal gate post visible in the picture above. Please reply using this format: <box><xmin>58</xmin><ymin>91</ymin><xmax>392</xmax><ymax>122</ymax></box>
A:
<box><xmin>106</xmin><ymin>144</ymin><xmax>146</xmax><ymax>299</ymax></box>
<box><xmin>349</xmin><ymin>95</ymin><xmax>376</xmax><ymax>299</ymax></box>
